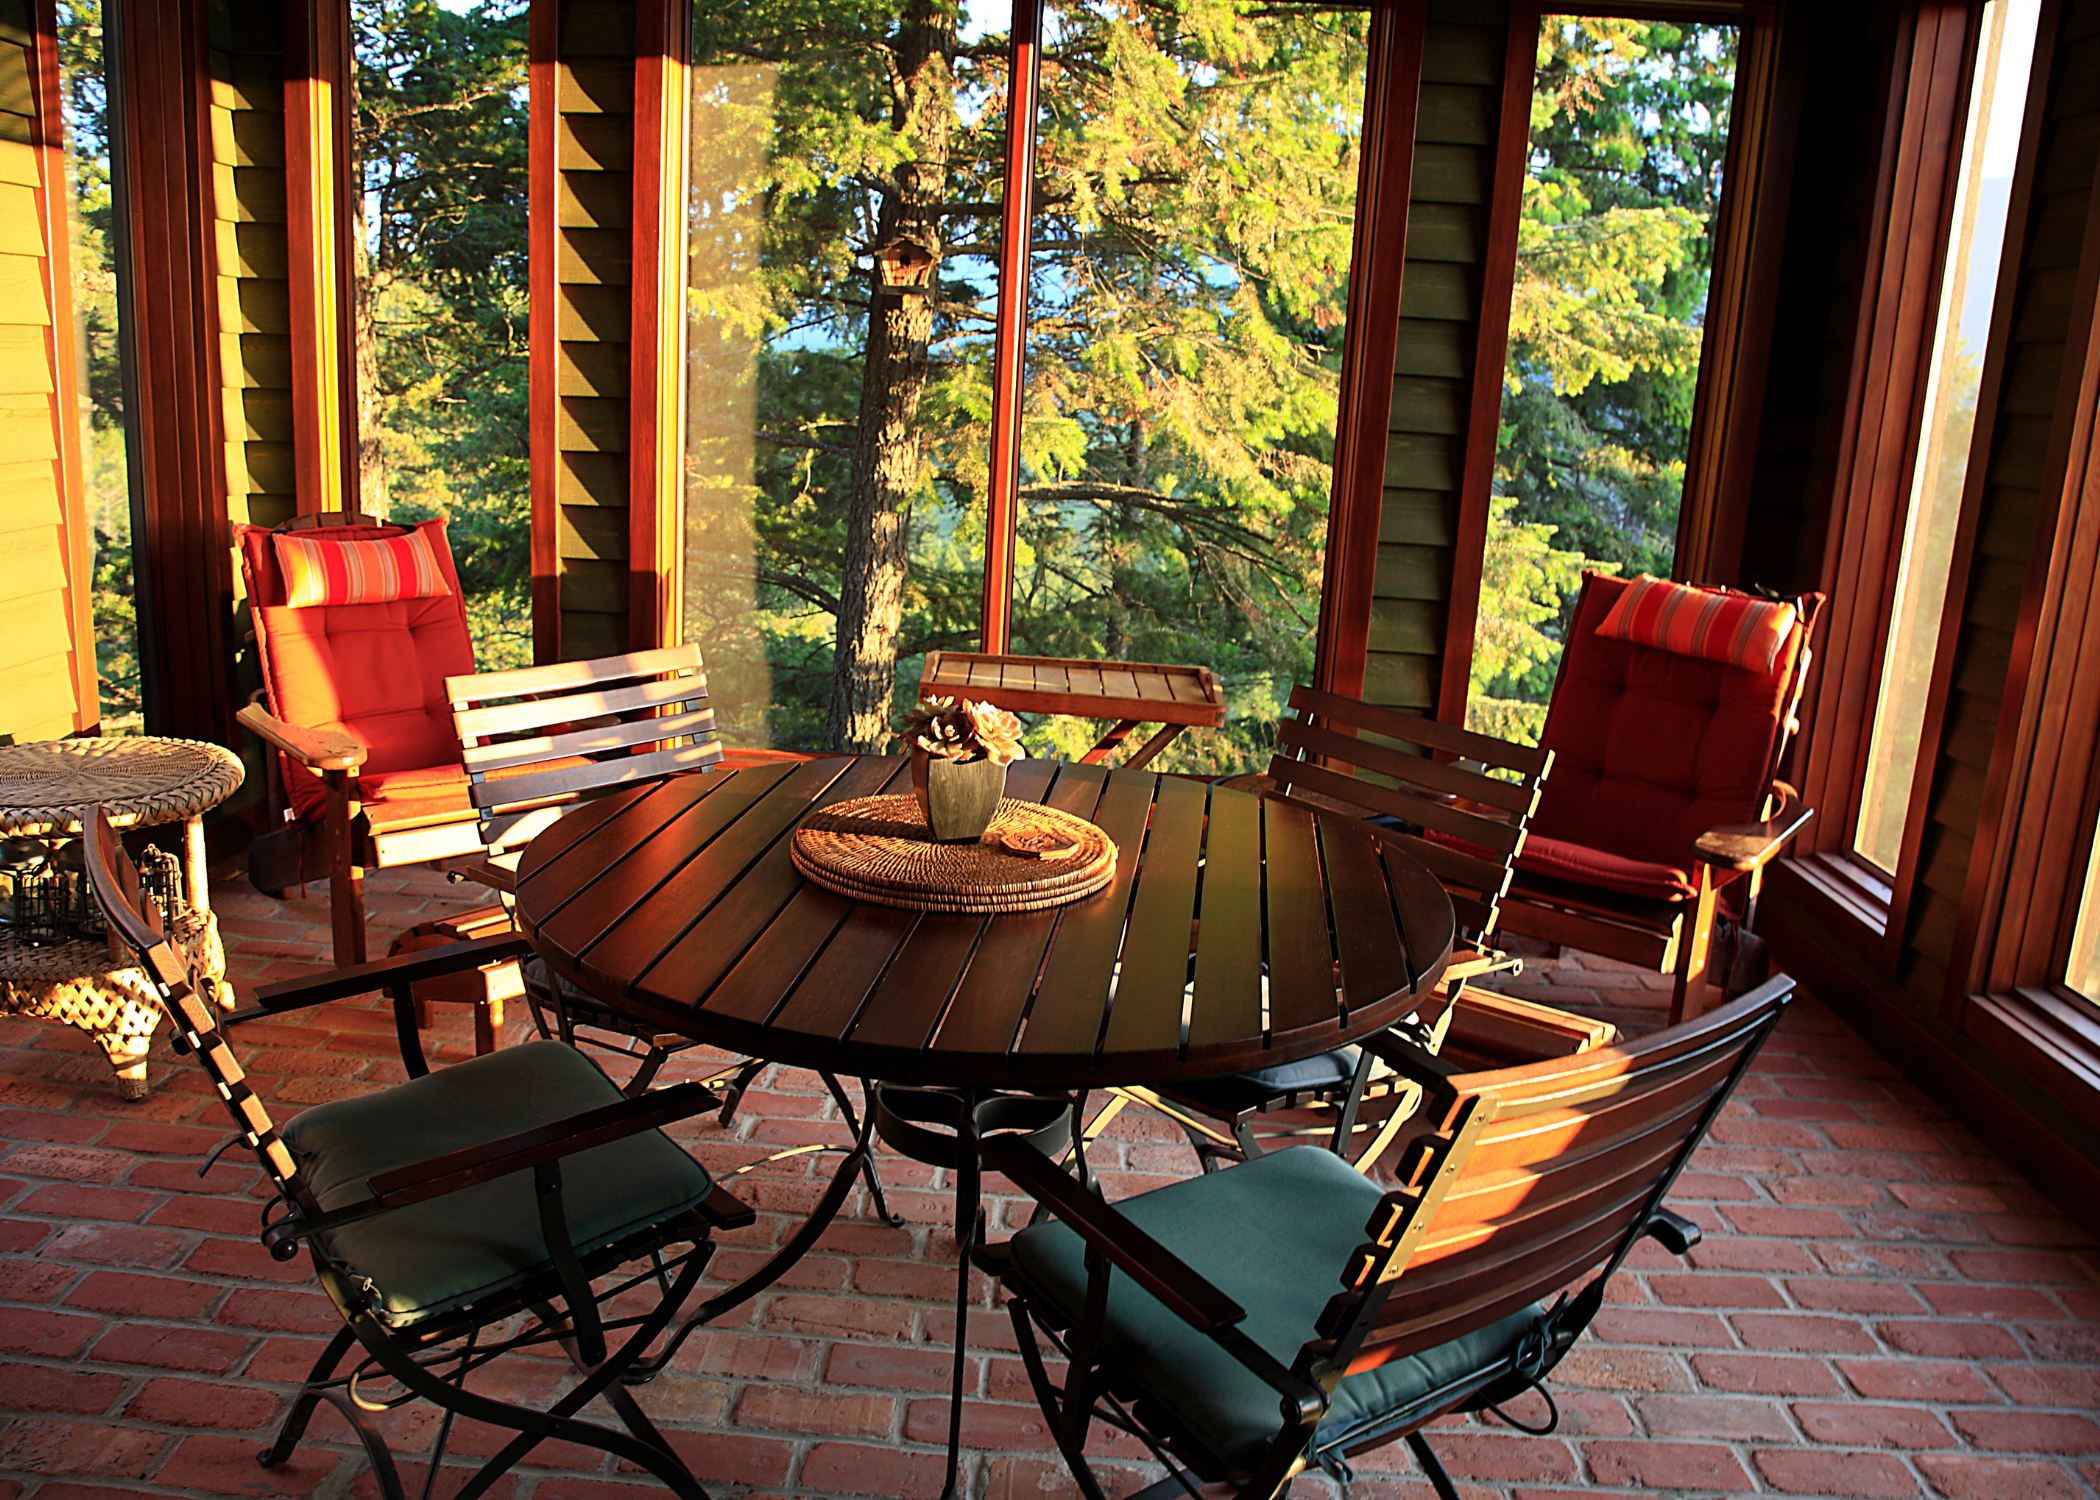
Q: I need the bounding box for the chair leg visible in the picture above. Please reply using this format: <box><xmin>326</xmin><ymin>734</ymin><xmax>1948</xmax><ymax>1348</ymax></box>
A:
<box><xmin>1405</xmin><ymin>1431</ymin><xmax>1463</xmax><ymax>1500</ymax></box>
<box><xmin>1669</xmin><ymin>874</ymin><xmax>1721</xmax><ymax>1027</ymax></box>
<box><xmin>260</xmin><ymin>1325</ymin><xmax>358</xmax><ymax>1469</ymax></box>
<box><xmin>321</xmin><ymin>769</ymin><xmax>367</xmax><ymax>967</ymax></box>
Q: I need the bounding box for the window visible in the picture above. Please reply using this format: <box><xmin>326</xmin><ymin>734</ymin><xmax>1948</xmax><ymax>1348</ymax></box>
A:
<box><xmin>353</xmin><ymin>0</ymin><xmax>531</xmax><ymax>668</ymax></box>
<box><xmin>1468</xmin><ymin>16</ymin><xmax>1743</xmax><ymax>742</ymax></box>
<box><xmin>680</xmin><ymin>0</ymin><xmax>1373</xmax><ymax>766</ymax></box>
<box><xmin>2069</xmin><ymin>826</ymin><xmax>2100</xmax><ymax>1006</ymax></box>
<box><xmin>1011</xmin><ymin>1</ymin><xmax>1369</xmax><ymax>771</ymax></box>
<box><xmin>1853</xmin><ymin>0</ymin><xmax>2040</xmax><ymax>874</ymax></box>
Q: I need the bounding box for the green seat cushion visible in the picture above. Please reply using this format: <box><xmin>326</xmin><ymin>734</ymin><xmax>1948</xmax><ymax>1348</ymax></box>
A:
<box><xmin>1008</xmin><ymin>1145</ymin><xmax>1543</xmax><ymax>1471</ymax></box>
<box><xmin>279</xmin><ymin>1040</ymin><xmax>714</xmax><ymax>1329</ymax></box>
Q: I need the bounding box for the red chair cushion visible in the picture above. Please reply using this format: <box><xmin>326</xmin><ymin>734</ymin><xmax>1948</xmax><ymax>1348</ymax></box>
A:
<box><xmin>1518</xmin><ymin>571</ymin><xmax>1804</xmax><ymax>902</ymax></box>
<box><xmin>240</xmin><ymin>519</ymin><xmax>477</xmax><ymax>826</ymax></box>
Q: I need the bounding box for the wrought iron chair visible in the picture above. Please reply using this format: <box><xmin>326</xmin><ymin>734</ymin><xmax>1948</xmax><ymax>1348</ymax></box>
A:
<box><xmin>980</xmin><ymin>974</ymin><xmax>1795</xmax><ymax>1500</ymax></box>
<box><xmin>1497</xmin><ymin>572</ymin><xmax>1824</xmax><ymax>1022</ymax></box>
<box><xmin>1111</xmin><ymin>687</ymin><xmax>1579</xmax><ymax>1170</ymax></box>
<box><xmin>235</xmin><ymin>511</ymin><xmax>494</xmax><ymax>969</ymax></box>
<box><xmin>81</xmin><ymin>804</ymin><xmax>757</xmax><ymax>1500</ymax></box>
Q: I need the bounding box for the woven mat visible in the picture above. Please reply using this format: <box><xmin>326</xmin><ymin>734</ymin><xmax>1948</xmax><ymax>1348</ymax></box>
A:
<box><xmin>792</xmin><ymin>795</ymin><xmax>1117</xmax><ymax>913</ymax></box>
<box><xmin>0</xmin><ymin>738</ymin><xmax>245</xmax><ymax>836</ymax></box>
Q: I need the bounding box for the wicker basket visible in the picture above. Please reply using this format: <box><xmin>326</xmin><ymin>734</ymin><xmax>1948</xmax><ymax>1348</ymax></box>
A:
<box><xmin>792</xmin><ymin>795</ymin><xmax>1116</xmax><ymax>913</ymax></box>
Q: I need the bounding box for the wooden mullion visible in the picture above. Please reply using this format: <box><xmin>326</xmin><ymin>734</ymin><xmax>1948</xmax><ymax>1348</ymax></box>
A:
<box><xmin>1972</xmin><ymin>143</ymin><xmax>2100</xmax><ymax>994</ymax></box>
<box><xmin>1313</xmin><ymin>0</ymin><xmax>1425</xmax><ymax>702</ymax></box>
<box><xmin>629</xmin><ymin>0</ymin><xmax>685</xmax><ymax>651</ymax></box>
<box><xmin>282</xmin><ymin>0</ymin><xmax>354</xmax><ymax>514</ymax></box>
<box><xmin>528</xmin><ymin>0</ymin><xmax>560</xmax><ymax>664</ymax></box>
<box><xmin>114</xmin><ymin>0</ymin><xmax>235</xmax><ymax>742</ymax></box>
<box><xmin>1915</xmin><ymin>0</ymin><xmax>2066</xmax><ymax>1002</ymax></box>
<box><xmin>1432</xmin><ymin>0</ymin><xmax>1536</xmax><ymax>726</ymax></box>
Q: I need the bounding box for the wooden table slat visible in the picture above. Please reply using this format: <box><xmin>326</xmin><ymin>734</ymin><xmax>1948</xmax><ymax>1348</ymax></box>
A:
<box><xmin>845</xmin><ymin>912</ymin><xmax>991</xmax><ymax>1053</ymax></box>
<box><xmin>1167</xmin><ymin>673</ymin><xmax>1207</xmax><ymax>705</ymax></box>
<box><xmin>1099</xmin><ymin>668</ymin><xmax>1139</xmax><ymax>700</ymax></box>
<box><xmin>930</xmin><ymin>764</ymin><xmax>1110</xmax><ymax>1057</ymax></box>
<box><xmin>1134</xmin><ymin>672</ymin><xmax>1174</xmax><ymax>703</ymax></box>
<box><xmin>704</xmin><ymin>883</ymin><xmax>856</xmax><ymax>1025</ymax></box>
<box><xmin>515</xmin><ymin>770</ymin><xmax>744</xmax><ymax>931</ymax></box>
<box><xmin>1015</xmin><ymin>770</ymin><xmax>1161</xmax><ymax>1057</ymax></box>
<box><xmin>1096</xmin><ymin>774</ymin><xmax>1208</xmax><ymax>1060</ymax></box>
<box><xmin>534</xmin><ymin>760</ymin><xmax>821</xmax><ymax>964</ymax></box>
<box><xmin>770</xmin><ymin>900</ymin><xmax>923</xmax><ymax>1043</ymax></box>
<box><xmin>1319</xmin><ymin>812</ymin><xmax>1410</xmax><ymax>1022</ymax></box>
<box><xmin>1382</xmin><ymin>842</ymin><xmax>1454</xmax><ymax>996</ymax></box>
<box><xmin>607</xmin><ymin>758</ymin><xmax>895</xmax><ymax>1001</ymax></box>
<box><xmin>1262</xmin><ymin>798</ymin><xmax>1338</xmax><ymax>1039</ymax></box>
<box><xmin>1186</xmin><ymin>787</ymin><xmax>1264</xmax><ymax>1056</ymax></box>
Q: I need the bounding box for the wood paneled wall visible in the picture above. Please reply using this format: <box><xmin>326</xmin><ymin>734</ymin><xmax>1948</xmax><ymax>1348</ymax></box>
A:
<box><xmin>1368</xmin><ymin>0</ymin><xmax>1521</xmax><ymax>716</ymax></box>
<box><xmin>0</xmin><ymin>0</ymin><xmax>95</xmax><ymax>743</ymax></box>
<box><xmin>532</xmin><ymin>0</ymin><xmax>640</xmax><ymax>662</ymax></box>
<box><xmin>210</xmin><ymin>0</ymin><xmax>294</xmax><ymax>535</ymax></box>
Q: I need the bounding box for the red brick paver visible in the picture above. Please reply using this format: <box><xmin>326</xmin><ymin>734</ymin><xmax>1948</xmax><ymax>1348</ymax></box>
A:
<box><xmin>0</xmin><ymin>875</ymin><xmax>2095</xmax><ymax>1498</ymax></box>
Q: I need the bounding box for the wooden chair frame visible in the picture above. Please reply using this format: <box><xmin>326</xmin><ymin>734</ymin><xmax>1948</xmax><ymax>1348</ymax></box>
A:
<box><xmin>82</xmin><ymin>804</ymin><xmax>758</xmax><ymax>1500</ymax></box>
<box><xmin>982</xmin><ymin>976</ymin><xmax>1795</xmax><ymax>1500</ymax></box>
<box><xmin>1124</xmin><ymin>686</ymin><xmax>1580</xmax><ymax>1170</ymax></box>
<box><xmin>237</xmin><ymin>510</ymin><xmax>496</xmax><ymax>970</ymax></box>
<box><xmin>1497</xmin><ymin>584</ymin><xmax>1824</xmax><ymax>1024</ymax></box>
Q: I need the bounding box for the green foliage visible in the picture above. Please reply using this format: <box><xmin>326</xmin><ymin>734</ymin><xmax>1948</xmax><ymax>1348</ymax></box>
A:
<box><xmin>58</xmin><ymin>1</ymin><xmax>141</xmax><ymax>729</ymax></box>
<box><xmin>1482</xmin><ymin>15</ymin><xmax>1738</xmax><ymax>710</ymax></box>
<box><xmin>354</xmin><ymin>0</ymin><xmax>531</xmax><ymax>668</ymax></box>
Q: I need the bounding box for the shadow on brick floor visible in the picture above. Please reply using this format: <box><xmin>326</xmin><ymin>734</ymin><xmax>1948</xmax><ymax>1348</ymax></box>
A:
<box><xmin>0</xmin><ymin>866</ymin><xmax>2095</xmax><ymax>1499</ymax></box>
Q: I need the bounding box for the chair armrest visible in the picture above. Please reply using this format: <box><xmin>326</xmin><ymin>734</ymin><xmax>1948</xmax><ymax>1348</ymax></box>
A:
<box><xmin>226</xmin><ymin>932</ymin><xmax>532</xmax><ymax>1023</ymax></box>
<box><xmin>1692</xmin><ymin>783</ymin><xmax>1814</xmax><ymax>874</ymax></box>
<box><xmin>237</xmin><ymin>702</ymin><xmax>367</xmax><ymax>772</ymax></box>
<box><xmin>260</xmin><ymin>1079</ymin><xmax>736</xmax><ymax>1257</ymax></box>
<box><xmin>978</xmin><ymin>1134</ymin><xmax>1245</xmax><ymax>1333</ymax></box>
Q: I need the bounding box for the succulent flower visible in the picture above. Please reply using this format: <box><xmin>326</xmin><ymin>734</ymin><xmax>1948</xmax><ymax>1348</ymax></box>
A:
<box><xmin>897</xmin><ymin>696</ymin><xmax>1028</xmax><ymax>765</ymax></box>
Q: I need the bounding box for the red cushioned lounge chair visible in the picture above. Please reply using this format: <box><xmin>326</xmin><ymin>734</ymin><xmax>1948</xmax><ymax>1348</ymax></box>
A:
<box><xmin>235</xmin><ymin>511</ymin><xmax>491</xmax><ymax>970</ymax></box>
<box><xmin>1496</xmin><ymin>571</ymin><xmax>1824</xmax><ymax>1025</ymax></box>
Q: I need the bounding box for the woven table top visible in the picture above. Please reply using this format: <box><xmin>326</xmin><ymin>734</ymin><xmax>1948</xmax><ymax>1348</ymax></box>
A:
<box><xmin>0</xmin><ymin>738</ymin><xmax>245</xmax><ymax>836</ymax></box>
<box><xmin>791</xmin><ymin>794</ymin><xmax>1117</xmax><ymax>913</ymax></box>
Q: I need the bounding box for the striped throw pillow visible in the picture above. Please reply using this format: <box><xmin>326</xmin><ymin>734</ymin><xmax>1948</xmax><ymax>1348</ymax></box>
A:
<box><xmin>273</xmin><ymin>523</ymin><xmax>450</xmax><ymax>609</ymax></box>
<box><xmin>1595</xmin><ymin>574</ymin><xmax>1798</xmax><ymax>675</ymax></box>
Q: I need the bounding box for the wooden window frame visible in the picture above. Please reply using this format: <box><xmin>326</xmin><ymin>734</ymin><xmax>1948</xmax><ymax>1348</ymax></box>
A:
<box><xmin>1793</xmin><ymin>1</ymin><xmax>1984</xmax><ymax>957</ymax></box>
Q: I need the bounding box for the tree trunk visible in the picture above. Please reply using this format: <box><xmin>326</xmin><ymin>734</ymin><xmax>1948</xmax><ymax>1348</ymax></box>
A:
<box><xmin>824</xmin><ymin>0</ymin><xmax>954</xmax><ymax>753</ymax></box>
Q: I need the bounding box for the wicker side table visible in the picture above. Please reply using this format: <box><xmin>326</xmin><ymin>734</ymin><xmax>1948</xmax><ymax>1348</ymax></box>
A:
<box><xmin>0</xmin><ymin>738</ymin><xmax>245</xmax><ymax>1098</ymax></box>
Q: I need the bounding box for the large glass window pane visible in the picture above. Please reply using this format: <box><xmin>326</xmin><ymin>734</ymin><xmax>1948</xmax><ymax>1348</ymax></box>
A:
<box><xmin>58</xmin><ymin>3</ymin><xmax>139</xmax><ymax>730</ymax></box>
<box><xmin>683</xmin><ymin>0</ymin><xmax>1008</xmax><ymax>753</ymax></box>
<box><xmin>1854</xmin><ymin>0</ymin><xmax>2039</xmax><ymax>873</ymax></box>
<box><xmin>1010</xmin><ymin>0</ymin><xmax>1369</xmax><ymax>774</ymax></box>
<box><xmin>353</xmin><ymin>0</ymin><xmax>531</xmax><ymax>667</ymax></box>
<box><xmin>1470</xmin><ymin>18</ymin><xmax>1740</xmax><ymax>744</ymax></box>
<box><xmin>2070</xmin><ymin>824</ymin><xmax>2100</xmax><ymax>1005</ymax></box>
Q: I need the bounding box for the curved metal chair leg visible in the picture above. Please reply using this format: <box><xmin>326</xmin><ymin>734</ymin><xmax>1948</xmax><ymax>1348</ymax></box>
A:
<box><xmin>1406</xmin><ymin>1431</ymin><xmax>1462</xmax><ymax>1500</ymax></box>
<box><xmin>259</xmin><ymin>1325</ymin><xmax>358</xmax><ymax>1470</ymax></box>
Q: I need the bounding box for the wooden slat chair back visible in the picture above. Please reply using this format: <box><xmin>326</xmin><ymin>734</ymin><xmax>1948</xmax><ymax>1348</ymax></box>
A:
<box><xmin>1128</xmin><ymin>688</ymin><xmax>1563</xmax><ymax>1169</ymax></box>
<box><xmin>447</xmin><ymin>644</ymin><xmax>724</xmax><ymax>859</ymax></box>
<box><xmin>1263</xmin><ymin>683</ymin><xmax>1553</xmax><ymax>945</ymax></box>
<box><xmin>79</xmin><ymin>804</ymin><xmax>756</xmax><ymax>1500</ymax></box>
<box><xmin>445</xmin><ymin>646</ymin><xmax>726</xmax><ymax>1089</ymax></box>
<box><xmin>981</xmin><ymin>977</ymin><xmax>1793</xmax><ymax>1500</ymax></box>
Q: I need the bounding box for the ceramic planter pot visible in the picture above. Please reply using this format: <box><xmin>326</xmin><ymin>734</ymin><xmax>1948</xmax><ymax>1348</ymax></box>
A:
<box><xmin>911</xmin><ymin>749</ymin><xmax>1007</xmax><ymax>843</ymax></box>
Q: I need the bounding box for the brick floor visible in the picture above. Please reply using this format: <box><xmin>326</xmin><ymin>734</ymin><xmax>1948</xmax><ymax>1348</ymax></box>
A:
<box><xmin>1</xmin><ymin>865</ymin><xmax>2097</xmax><ymax>1499</ymax></box>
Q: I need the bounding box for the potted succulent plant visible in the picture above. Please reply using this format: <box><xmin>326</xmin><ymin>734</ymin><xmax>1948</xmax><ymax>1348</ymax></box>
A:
<box><xmin>899</xmin><ymin>697</ymin><xmax>1025</xmax><ymax>842</ymax></box>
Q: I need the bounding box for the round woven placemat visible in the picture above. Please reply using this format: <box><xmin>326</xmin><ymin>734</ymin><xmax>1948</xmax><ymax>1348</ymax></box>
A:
<box><xmin>0</xmin><ymin>738</ymin><xmax>245</xmax><ymax>836</ymax></box>
<box><xmin>792</xmin><ymin>795</ymin><xmax>1117</xmax><ymax>913</ymax></box>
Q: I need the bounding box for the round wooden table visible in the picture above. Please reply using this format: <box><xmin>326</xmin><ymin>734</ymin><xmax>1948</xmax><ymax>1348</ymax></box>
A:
<box><xmin>514</xmin><ymin>755</ymin><xmax>1456</xmax><ymax>1089</ymax></box>
<box><xmin>516</xmin><ymin>753</ymin><xmax>1454</xmax><ymax>1495</ymax></box>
